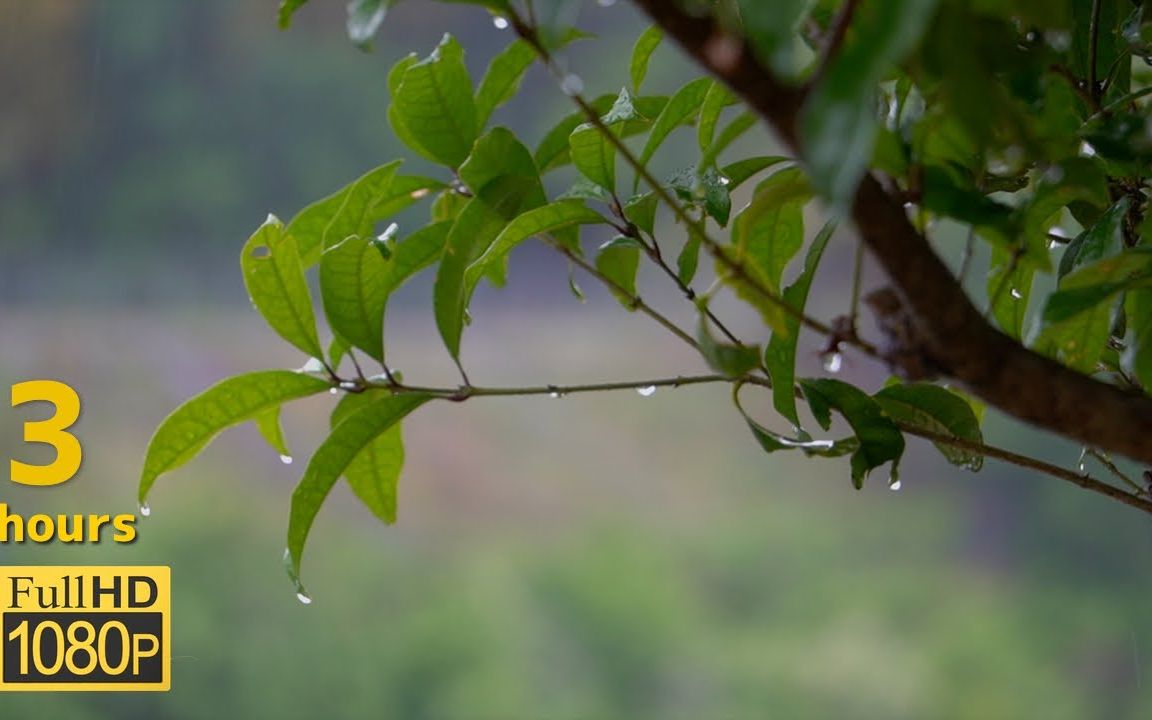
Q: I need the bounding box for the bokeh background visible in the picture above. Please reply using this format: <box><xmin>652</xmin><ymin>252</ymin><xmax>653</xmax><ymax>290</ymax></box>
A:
<box><xmin>3</xmin><ymin>1</ymin><xmax>1152</xmax><ymax>717</ymax></box>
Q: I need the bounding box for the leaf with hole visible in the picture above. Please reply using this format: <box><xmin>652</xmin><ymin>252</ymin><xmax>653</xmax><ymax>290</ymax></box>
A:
<box><xmin>242</xmin><ymin>215</ymin><xmax>324</xmax><ymax>359</ymax></box>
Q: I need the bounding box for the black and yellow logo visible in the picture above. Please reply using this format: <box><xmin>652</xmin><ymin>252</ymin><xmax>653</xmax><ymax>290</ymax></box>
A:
<box><xmin>0</xmin><ymin>566</ymin><xmax>170</xmax><ymax>691</ymax></box>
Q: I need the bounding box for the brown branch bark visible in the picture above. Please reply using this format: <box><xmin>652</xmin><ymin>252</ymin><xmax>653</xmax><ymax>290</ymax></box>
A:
<box><xmin>632</xmin><ymin>0</ymin><xmax>1152</xmax><ymax>466</ymax></box>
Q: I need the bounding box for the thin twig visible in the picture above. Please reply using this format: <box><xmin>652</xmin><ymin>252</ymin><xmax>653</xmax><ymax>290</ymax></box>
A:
<box><xmin>1089</xmin><ymin>0</ymin><xmax>1104</xmax><ymax>105</ymax></box>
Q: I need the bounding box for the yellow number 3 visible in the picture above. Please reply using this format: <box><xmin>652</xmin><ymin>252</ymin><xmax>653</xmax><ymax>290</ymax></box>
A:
<box><xmin>11</xmin><ymin>380</ymin><xmax>82</xmax><ymax>486</ymax></box>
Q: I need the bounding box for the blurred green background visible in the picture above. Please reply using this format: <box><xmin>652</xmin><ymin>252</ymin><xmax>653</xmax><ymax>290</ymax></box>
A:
<box><xmin>3</xmin><ymin>1</ymin><xmax>1152</xmax><ymax>717</ymax></box>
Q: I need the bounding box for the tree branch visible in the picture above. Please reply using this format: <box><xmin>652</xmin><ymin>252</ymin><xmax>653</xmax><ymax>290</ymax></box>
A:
<box><xmin>631</xmin><ymin>0</ymin><xmax>1152</xmax><ymax>466</ymax></box>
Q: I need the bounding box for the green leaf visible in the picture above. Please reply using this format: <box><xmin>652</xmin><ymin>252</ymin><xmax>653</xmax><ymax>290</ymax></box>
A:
<box><xmin>670</xmin><ymin>166</ymin><xmax>733</xmax><ymax>226</ymax></box>
<box><xmin>320</xmin><ymin>233</ymin><xmax>392</xmax><ymax>363</ymax></box>
<box><xmin>630</xmin><ymin>26</ymin><xmax>663</xmax><ymax>91</ymax></box>
<box><xmin>466</xmin><ymin>200</ymin><xmax>606</xmax><ymax>292</ymax></box>
<box><xmin>242</xmin><ymin>215</ymin><xmax>324</xmax><ymax>359</ymax></box>
<box><xmin>331</xmin><ymin>391</ymin><xmax>406</xmax><ymax>524</ymax></box>
<box><xmin>458</xmin><ymin>127</ymin><xmax>546</xmax><ymax>199</ymax></box>
<box><xmin>765</xmin><ymin>222</ymin><xmax>835</xmax><ymax>429</ymax></box>
<box><xmin>570</xmin><ymin>123</ymin><xmax>616</xmax><ymax>193</ymax></box>
<box><xmin>677</xmin><ymin>234</ymin><xmax>703</xmax><ymax>285</ymax></box>
<box><xmin>720</xmin><ymin>156</ymin><xmax>790</xmax><ymax>190</ymax></box>
<box><xmin>800</xmin><ymin>378</ymin><xmax>906</xmax><ymax>488</ymax></box>
<box><xmin>639</xmin><ymin>77</ymin><xmax>713</xmax><ymax>169</ymax></box>
<box><xmin>595</xmin><ymin>239</ymin><xmax>641</xmax><ymax>309</ymax></box>
<box><xmin>255</xmin><ymin>406</ymin><xmax>292</xmax><ymax>459</ymax></box>
<box><xmin>1035</xmin><ymin>248</ymin><xmax>1152</xmax><ymax>373</ymax></box>
<box><xmin>623</xmin><ymin>192</ymin><xmax>658</xmax><ymax>237</ymax></box>
<box><xmin>987</xmin><ymin>248</ymin><xmax>1034</xmax><ymax>340</ymax></box>
<box><xmin>535</xmin><ymin>95</ymin><xmax>668</xmax><ymax>172</ymax></box>
<box><xmin>735</xmin><ymin>0</ymin><xmax>808</xmax><ymax>76</ymax></box>
<box><xmin>700</xmin><ymin>111</ymin><xmax>757</xmax><ymax>170</ymax></box>
<box><xmin>475</xmin><ymin>40</ymin><xmax>536</xmax><ymax>129</ymax></box>
<box><xmin>801</xmin><ymin>0</ymin><xmax>939</xmax><ymax>204</ymax></box>
<box><xmin>278</xmin><ymin>0</ymin><xmax>309</xmax><ymax>29</ymax></box>
<box><xmin>286</xmin><ymin>162</ymin><xmax>445</xmax><ymax>267</ymax></box>
<box><xmin>1059</xmin><ymin>198</ymin><xmax>1129</xmax><ymax>281</ymax></box>
<box><xmin>346</xmin><ymin>0</ymin><xmax>394</xmax><ymax>48</ymax></box>
<box><xmin>328</xmin><ymin>335</ymin><xmax>351</xmax><ymax>369</ymax></box>
<box><xmin>391</xmin><ymin>34</ymin><xmax>478</xmax><ymax>168</ymax></box>
<box><xmin>697</xmin><ymin>318</ymin><xmax>760</xmax><ymax>378</ymax></box>
<box><xmin>287</xmin><ymin>393</ymin><xmax>431</xmax><ymax>592</ymax></box>
<box><xmin>1123</xmin><ymin>287</ymin><xmax>1152</xmax><ymax>390</ymax></box>
<box><xmin>140</xmin><ymin>371</ymin><xmax>331</xmax><ymax>502</ymax></box>
<box><xmin>697</xmin><ymin>82</ymin><xmax>733</xmax><ymax>153</ymax></box>
<box><xmin>874</xmin><ymin>383</ymin><xmax>984</xmax><ymax>470</ymax></box>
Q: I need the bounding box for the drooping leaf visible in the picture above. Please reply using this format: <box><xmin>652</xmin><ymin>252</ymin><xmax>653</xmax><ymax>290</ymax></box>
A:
<box><xmin>140</xmin><ymin>371</ymin><xmax>331</xmax><ymax>502</ymax></box>
<box><xmin>630</xmin><ymin>26</ymin><xmax>664</xmax><ymax>91</ymax></box>
<box><xmin>331</xmin><ymin>391</ymin><xmax>406</xmax><ymax>524</ymax></box>
<box><xmin>391</xmin><ymin>34</ymin><xmax>478</xmax><ymax>168</ymax></box>
<box><xmin>255</xmin><ymin>406</ymin><xmax>292</xmax><ymax>459</ymax></box>
<box><xmin>241</xmin><ymin>215</ymin><xmax>324</xmax><ymax>359</ymax></box>
<box><xmin>595</xmin><ymin>238</ymin><xmax>642</xmax><ymax>308</ymax></box>
<box><xmin>744</xmin><ymin>416</ymin><xmax>859</xmax><ymax>458</ymax></box>
<box><xmin>801</xmin><ymin>0</ymin><xmax>939</xmax><ymax>204</ymax></box>
<box><xmin>800</xmin><ymin>378</ymin><xmax>906</xmax><ymax>488</ymax></box>
<box><xmin>278</xmin><ymin>0</ymin><xmax>309</xmax><ymax>29</ymax></box>
<box><xmin>765</xmin><ymin>222</ymin><xmax>835</xmax><ymax>429</ymax></box>
<box><xmin>624</xmin><ymin>192</ymin><xmax>659</xmax><ymax>237</ymax></box>
<box><xmin>677</xmin><ymin>234</ymin><xmax>703</xmax><ymax>285</ymax></box>
<box><xmin>669</xmin><ymin>165</ymin><xmax>733</xmax><ymax>226</ymax></box>
<box><xmin>697</xmin><ymin>318</ymin><xmax>761</xmax><ymax>378</ymax></box>
<box><xmin>287</xmin><ymin>393</ymin><xmax>431</xmax><ymax>590</ymax></box>
<box><xmin>1123</xmin><ymin>287</ymin><xmax>1152</xmax><ymax>390</ymax></box>
<box><xmin>320</xmin><ymin>234</ymin><xmax>392</xmax><ymax>363</ymax></box>
<box><xmin>874</xmin><ymin>383</ymin><xmax>984</xmax><ymax>470</ymax></box>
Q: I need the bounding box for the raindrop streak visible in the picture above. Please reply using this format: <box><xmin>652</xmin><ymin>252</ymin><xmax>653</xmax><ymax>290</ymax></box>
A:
<box><xmin>561</xmin><ymin>74</ymin><xmax>584</xmax><ymax>96</ymax></box>
<box><xmin>139</xmin><ymin>503</ymin><xmax>151</xmax><ymax>517</ymax></box>
<box><xmin>492</xmin><ymin>16</ymin><xmax>509</xmax><ymax>29</ymax></box>
<box><xmin>823</xmin><ymin>353</ymin><xmax>843</xmax><ymax>373</ymax></box>
<box><xmin>889</xmin><ymin>480</ymin><xmax>903</xmax><ymax>491</ymax></box>
<box><xmin>637</xmin><ymin>385</ymin><xmax>657</xmax><ymax>397</ymax></box>
<box><xmin>279</xmin><ymin>455</ymin><xmax>293</xmax><ymax>465</ymax></box>
<box><xmin>1077</xmin><ymin>446</ymin><xmax>1090</xmax><ymax>473</ymax></box>
<box><xmin>296</xmin><ymin>592</ymin><xmax>313</xmax><ymax>605</ymax></box>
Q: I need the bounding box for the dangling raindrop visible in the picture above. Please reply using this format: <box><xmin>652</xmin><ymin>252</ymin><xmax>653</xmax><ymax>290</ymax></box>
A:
<box><xmin>561</xmin><ymin>74</ymin><xmax>584</xmax><ymax>96</ymax></box>
<box><xmin>889</xmin><ymin>480</ymin><xmax>903</xmax><ymax>491</ymax></box>
<box><xmin>138</xmin><ymin>503</ymin><xmax>151</xmax><ymax>517</ymax></box>
<box><xmin>823</xmin><ymin>352</ymin><xmax>843</xmax><ymax>373</ymax></box>
<box><xmin>1010</xmin><ymin>288</ymin><xmax>1023</xmax><ymax>300</ymax></box>
<box><xmin>492</xmin><ymin>16</ymin><xmax>509</xmax><ymax>29</ymax></box>
<box><xmin>339</xmin><ymin>381</ymin><xmax>359</xmax><ymax>391</ymax></box>
<box><xmin>279</xmin><ymin>455</ymin><xmax>293</xmax><ymax>465</ymax></box>
<box><xmin>637</xmin><ymin>385</ymin><xmax>657</xmax><ymax>397</ymax></box>
<box><xmin>329</xmin><ymin>388</ymin><xmax>339</xmax><ymax>395</ymax></box>
<box><xmin>298</xmin><ymin>357</ymin><xmax>325</xmax><ymax>374</ymax></box>
<box><xmin>549</xmin><ymin>391</ymin><xmax>561</xmax><ymax>398</ymax></box>
<box><xmin>296</xmin><ymin>591</ymin><xmax>313</xmax><ymax>605</ymax></box>
<box><xmin>1077</xmin><ymin>446</ymin><xmax>1089</xmax><ymax>473</ymax></box>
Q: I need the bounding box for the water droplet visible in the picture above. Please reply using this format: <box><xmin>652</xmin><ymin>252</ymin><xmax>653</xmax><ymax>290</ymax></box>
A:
<box><xmin>597</xmin><ymin>0</ymin><xmax>617</xmax><ymax>5</ymax></box>
<box><xmin>138</xmin><ymin>503</ymin><xmax>151</xmax><ymax>517</ymax></box>
<box><xmin>560</xmin><ymin>74</ymin><xmax>584</xmax><ymax>96</ymax></box>
<box><xmin>377</xmin><ymin>222</ymin><xmax>400</xmax><ymax>243</ymax></box>
<box><xmin>492</xmin><ymin>16</ymin><xmax>509</xmax><ymax>29</ymax></box>
<box><xmin>409</xmin><ymin>188</ymin><xmax>430</xmax><ymax>200</ymax></box>
<box><xmin>1077</xmin><ymin>446</ymin><xmax>1089</xmax><ymax>473</ymax></box>
<box><xmin>889</xmin><ymin>480</ymin><xmax>903</xmax><ymax>491</ymax></box>
<box><xmin>279</xmin><ymin>455</ymin><xmax>293</xmax><ymax>465</ymax></box>
<box><xmin>719</xmin><ymin>176</ymin><xmax>731</xmax><ymax>186</ymax></box>
<box><xmin>637</xmin><ymin>385</ymin><xmax>657</xmax><ymax>397</ymax></box>
<box><xmin>1048</xmin><ymin>239</ymin><xmax>1060</xmax><ymax>250</ymax></box>
<box><xmin>298</xmin><ymin>357</ymin><xmax>325</xmax><ymax>374</ymax></box>
<box><xmin>339</xmin><ymin>381</ymin><xmax>359</xmax><ymax>391</ymax></box>
<box><xmin>296</xmin><ymin>591</ymin><xmax>313</xmax><ymax>605</ymax></box>
<box><xmin>549</xmin><ymin>391</ymin><xmax>561</xmax><ymax>398</ymax></box>
<box><xmin>1010</xmin><ymin>288</ymin><xmax>1023</xmax><ymax>300</ymax></box>
<box><xmin>823</xmin><ymin>352</ymin><xmax>843</xmax><ymax>373</ymax></box>
<box><xmin>329</xmin><ymin>388</ymin><xmax>339</xmax><ymax>395</ymax></box>
<box><xmin>1079</xmin><ymin>141</ymin><xmax>1098</xmax><ymax>158</ymax></box>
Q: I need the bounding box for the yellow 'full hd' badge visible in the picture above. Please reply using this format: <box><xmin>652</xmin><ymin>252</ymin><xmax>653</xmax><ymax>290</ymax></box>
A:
<box><xmin>0</xmin><ymin>566</ymin><xmax>170</xmax><ymax>691</ymax></box>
